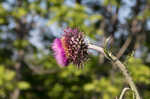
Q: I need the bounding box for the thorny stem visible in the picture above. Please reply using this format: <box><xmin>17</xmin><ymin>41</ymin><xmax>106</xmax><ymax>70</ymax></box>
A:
<box><xmin>119</xmin><ymin>87</ymin><xmax>130</xmax><ymax>99</ymax></box>
<box><xmin>88</xmin><ymin>44</ymin><xmax>141</xmax><ymax>99</ymax></box>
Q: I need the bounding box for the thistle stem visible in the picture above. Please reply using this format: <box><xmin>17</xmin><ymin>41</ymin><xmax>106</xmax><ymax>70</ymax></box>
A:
<box><xmin>119</xmin><ymin>87</ymin><xmax>130</xmax><ymax>99</ymax></box>
<box><xmin>88</xmin><ymin>44</ymin><xmax>141</xmax><ymax>99</ymax></box>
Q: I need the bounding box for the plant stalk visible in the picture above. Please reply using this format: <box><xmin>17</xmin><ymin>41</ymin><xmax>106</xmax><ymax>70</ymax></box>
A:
<box><xmin>88</xmin><ymin>44</ymin><xmax>141</xmax><ymax>99</ymax></box>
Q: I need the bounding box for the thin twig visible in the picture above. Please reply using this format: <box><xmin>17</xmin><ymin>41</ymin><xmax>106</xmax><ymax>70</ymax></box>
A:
<box><xmin>119</xmin><ymin>87</ymin><xmax>130</xmax><ymax>99</ymax></box>
<box><xmin>116</xmin><ymin>36</ymin><xmax>132</xmax><ymax>59</ymax></box>
<box><xmin>10</xmin><ymin>88</ymin><xmax>20</xmax><ymax>99</ymax></box>
<box><xmin>88</xmin><ymin>44</ymin><xmax>141</xmax><ymax>99</ymax></box>
<box><xmin>27</xmin><ymin>64</ymin><xmax>59</xmax><ymax>74</ymax></box>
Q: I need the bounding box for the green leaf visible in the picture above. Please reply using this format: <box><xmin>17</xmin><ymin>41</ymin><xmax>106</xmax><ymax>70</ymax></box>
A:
<box><xmin>18</xmin><ymin>81</ymin><xmax>30</xmax><ymax>90</ymax></box>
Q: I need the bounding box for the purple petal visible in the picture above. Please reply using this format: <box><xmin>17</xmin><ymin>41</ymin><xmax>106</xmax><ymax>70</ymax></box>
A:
<box><xmin>73</xmin><ymin>28</ymin><xmax>78</xmax><ymax>34</ymax></box>
<box><xmin>52</xmin><ymin>38</ymin><xmax>69</xmax><ymax>67</ymax></box>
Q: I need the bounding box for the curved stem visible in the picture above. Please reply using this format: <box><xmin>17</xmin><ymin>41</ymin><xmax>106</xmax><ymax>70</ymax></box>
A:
<box><xmin>88</xmin><ymin>44</ymin><xmax>141</xmax><ymax>99</ymax></box>
<box><xmin>119</xmin><ymin>87</ymin><xmax>130</xmax><ymax>99</ymax></box>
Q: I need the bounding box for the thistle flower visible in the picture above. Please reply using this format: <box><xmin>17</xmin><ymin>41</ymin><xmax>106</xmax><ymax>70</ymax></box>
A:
<box><xmin>52</xmin><ymin>38</ymin><xmax>69</xmax><ymax>67</ymax></box>
<box><xmin>52</xmin><ymin>27</ymin><xmax>88</xmax><ymax>68</ymax></box>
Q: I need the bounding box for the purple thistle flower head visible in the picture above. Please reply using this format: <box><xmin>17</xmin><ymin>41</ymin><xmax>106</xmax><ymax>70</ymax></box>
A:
<box><xmin>52</xmin><ymin>27</ymin><xmax>88</xmax><ymax>68</ymax></box>
<box><xmin>52</xmin><ymin>38</ymin><xmax>69</xmax><ymax>67</ymax></box>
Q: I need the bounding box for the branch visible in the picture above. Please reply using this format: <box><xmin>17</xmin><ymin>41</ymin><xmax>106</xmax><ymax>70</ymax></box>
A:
<box><xmin>10</xmin><ymin>88</ymin><xmax>20</xmax><ymax>99</ymax></box>
<box><xmin>26</xmin><ymin>63</ymin><xmax>59</xmax><ymax>74</ymax></box>
<box><xmin>116</xmin><ymin>36</ymin><xmax>132</xmax><ymax>59</ymax></box>
<box><xmin>88</xmin><ymin>44</ymin><xmax>141</xmax><ymax>99</ymax></box>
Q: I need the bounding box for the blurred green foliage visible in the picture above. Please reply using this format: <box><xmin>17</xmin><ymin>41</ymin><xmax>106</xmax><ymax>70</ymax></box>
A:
<box><xmin>0</xmin><ymin>0</ymin><xmax>150</xmax><ymax>99</ymax></box>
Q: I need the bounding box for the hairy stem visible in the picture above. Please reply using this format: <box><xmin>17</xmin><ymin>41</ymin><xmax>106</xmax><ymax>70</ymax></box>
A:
<box><xmin>119</xmin><ymin>87</ymin><xmax>130</xmax><ymax>99</ymax></box>
<box><xmin>88</xmin><ymin>44</ymin><xmax>141</xmax><ymax>99</ymax></box>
